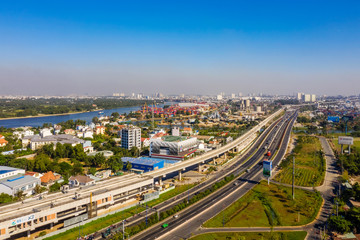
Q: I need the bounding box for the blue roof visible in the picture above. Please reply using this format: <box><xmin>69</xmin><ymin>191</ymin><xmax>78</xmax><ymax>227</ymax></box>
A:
<box><xmin>0</xmin><ymin>166</ymin><xmax>22</xmax><ymax>175</ymax></box>
<box><xmin>122</xmin><ymin>157</ymin><xmax>164</xmax><ymax>166</ymax></box>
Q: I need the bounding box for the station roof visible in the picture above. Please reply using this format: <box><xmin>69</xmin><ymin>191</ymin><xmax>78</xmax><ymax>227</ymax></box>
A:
<box><xmin>161</xmin><ymin>136</ymin><xmax>188</xmax><ymax>142</ymax></box>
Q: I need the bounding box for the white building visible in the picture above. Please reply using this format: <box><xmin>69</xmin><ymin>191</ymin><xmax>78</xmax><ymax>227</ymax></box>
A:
<box><xmin>82</xmin><ymin>131</ymin><xmax>94</xmax><ymax>139</ymax></box>
<box><xmin>311</xmin><ymin>94</ymin><xmax>316</xmax><ymax>102</ymax></box>
<box><xmin>0</xmin><ymin>175</ymin><xmax>40</xmax><ymax>196</ymax></box>
<box><xmin>40</xmin><ymin>128</ymin><xmax>52</xmax><ymax>138</ymax></box>
<box><xmin>302</xmin><ymin>94</ymin><xmax>311</xmax><ymax>102</ymax></box>
<box><xmin>297</xmin><ymin>92</ymin><xmax>303</xmax><ymax>100</ymax></box>
<box><xmin>121</xmin><ymin>126</ymin><xmax>141</xmax><ymax>150</ymax></box>
<box><xmin>150</xmin><ymin>136</ymin><xmax>198</xmax><ymax>160</ymax></box>
<box><xmin>216</xmin><ymin>95</ymin><xmax>223</xmax><ymax>100</ymax></box>
<box><xmin>245</xmin><ymin>99</ymin><xmax>251</xmax><ymax>108</ymax></box>
<box><xmin>13</xmin><ymin>130</ymin><xmax>34</xmax><ymax>139</ymax></box>
<box><xmin>0</xmin><ymin>166</ymin><xmax>25</xmax><ymax>180</ymax></box>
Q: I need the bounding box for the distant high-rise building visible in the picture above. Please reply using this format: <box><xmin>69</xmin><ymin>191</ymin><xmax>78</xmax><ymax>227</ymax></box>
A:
<box><xmin>121</xmin><ymin>126</ymin><xmax>141</xmax><ymax>150</ymax></box>
<box><xmin>245</xmin><ymin>99</ymin><xmax>251</xmax><ymax>108</ymax></box>
<box><xmin>238</xmin><ymin>92</ymin><xmax>243</xmax><ymax>97</ymax></box>
<box><xmin>297</xmin><ymin>93</ymin><xmax>303</xmax><ymax>100</ymax></box>
<box><xmin>231</xmin><ymin>93</ymin><xmax>236</xmax><ymax>99</ymax></box>
<box><xmin>302</xmin><ymin>94</ymin><xmax>311</xmax><ymax>102</ymax></box>
<box><xmin>217</xmin><ymin>95</ymin><xmax>223</xmax><ymax>100</ymax></box>
<box><xmin>311</xmin><ymin>94</ymin><xmax>316</xmax><ymax>102</ymax></box>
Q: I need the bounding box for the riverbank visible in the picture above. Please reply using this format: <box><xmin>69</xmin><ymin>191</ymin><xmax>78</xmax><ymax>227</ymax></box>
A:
<box><xmin>0</xmin><ymin>106</ymin><xmax>143</xmax><ymax>128</ymax></box>
<box><xmin>0</xmin><ymin>110</ymin><xmax>103</xmax><ymax>121</ymax></box>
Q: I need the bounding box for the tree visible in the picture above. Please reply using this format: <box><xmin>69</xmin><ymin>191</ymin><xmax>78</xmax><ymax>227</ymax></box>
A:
<box><xmin>126</xmin><ymin>161</ymin><xmax>132</xmax><ymax>171</ymax></box>
<box><xmin>88</xmin><ymin>167</ymin><xmax>97</xmax><ymax>175</ymax></box>
<box><xmin>111</xmin><ymin>112</ymin><xmax>120</xmax><ymax>119</ymax></box>
<box><xmin>92</xmin><ymin>116</ymin><xmax>99</xmax><ymax>124</ymax></box>
<box><xmin>346</xmin><ymin>207</ymin><xmax>360</xmax><ymax>232</ymax></box>
<box><xmin>130</xmin><ymin>146</ymin><xmax>140</xmax><ymax>157</ymax></box>
<box><xmin>34</xmin><ymin>154</ymin><xmax>51</xmax><ymax>172</ymax></box>
<box><xmin>91</xmin><ymin>153</ymin><xmax>106</xmax><ymax>168</ymax></box>
<box><xmin>49</xmin><ymin>182</ymin><xmax>61</xmax><ymax>192</ymax></box>
<box><xmin>108</xmin><ymin>155</ymin><xmax>123</xmax><ymax>173</ymax></box>
<box><xmin>72</xmin><ymin>161</ymin><xmax>84</xmax><ymax>175</ymax></box>
<box><xmin>0</xmin><ymin>193</ymin><xmax>13</xmax><ymax>204</ymax></box>
<box><xmin>14</xmin><ymin>190</ymin><xmax>24</xmax><ymax>200</ymax></box>
<box><xmin>328</xmin><ymin>215</ymin><xmax>351</xmax><ymax>234</ymax></box>
<box><xmin>34</xmin><ymin>184</ymin><xmax>43</xmax><ymax>194</ymax></box>
<box><xmin>59</xmin><ymin>162</ymin><xmax>73</xmax><ymax>177</ymax></box>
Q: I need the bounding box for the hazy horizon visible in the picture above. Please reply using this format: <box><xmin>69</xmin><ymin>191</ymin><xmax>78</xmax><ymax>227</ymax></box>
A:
<box><xmin>0</xmin><ymin>1</ymin><xmax>359</xmax><ymax>96</ymax></box>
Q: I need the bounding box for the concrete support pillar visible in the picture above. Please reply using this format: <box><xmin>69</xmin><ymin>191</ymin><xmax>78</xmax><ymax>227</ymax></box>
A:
<box><xmin>27</xmin><ymin>230</ymin><xmax>31</xmax><ymax>238</ymax></box>
<box><xmin>198</xmin><ymin>163</ymin><xmax>201</xmax><ymax>173</ymax></box>
<box><xmin>50</xmin><ymin>222</ymin><xmax>54</xmax><ymax>230</ymax></box>
<box><xmin>159</xmin><ymin>176</ymin><xmax>163</xmax><ymax>186</ymax></box>
<box><xmin>224</xmin><ymin>153</ymin><xmax>227</xmax><ymax>159</ymax></box>
<box><xmin>213</xmin><ymin>158</ymin><xmax>216</xmax><ymax>165</ymax></box>
<box><xmin>348</xmin><ymin>145</ymin><xmax>351</xmax><ymax>154</ymax></box>
<box><xmin>178</xmin><ymin>170</ymin><xmax>182</xmax><ymax>181</ymax></box>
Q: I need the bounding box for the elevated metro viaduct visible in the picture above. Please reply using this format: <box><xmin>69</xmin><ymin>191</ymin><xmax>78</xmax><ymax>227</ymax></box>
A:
<box><xmin>0</xmin><ymin>109</ymin><xmax>283</xmax><ymax>239</ymax></box>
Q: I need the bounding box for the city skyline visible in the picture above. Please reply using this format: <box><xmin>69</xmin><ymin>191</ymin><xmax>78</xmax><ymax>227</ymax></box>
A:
<box><xmin>0</xmin><ymin>1</ymin><xmax>359</xmax><ymax>96</ymax></box>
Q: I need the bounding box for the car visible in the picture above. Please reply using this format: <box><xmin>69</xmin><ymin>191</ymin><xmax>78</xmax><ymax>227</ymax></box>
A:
<box><xmin>246</xmin><ymin>169</ymin><xmax>250</xmax><ymax>173</ymax></box>
<box><xmin>162</xmin><ymin>223</ymin><xmax>169</xmax><ymax>228</ymax></box>
<box><xmin>234</xmin><ymin>181</ymin><xmax>238</xmax><ymax>186</ymax></box>
<box><xmin>173</xmin><ymin>214</ymin><xmax>179</xmax><ymax>219</ymax></box>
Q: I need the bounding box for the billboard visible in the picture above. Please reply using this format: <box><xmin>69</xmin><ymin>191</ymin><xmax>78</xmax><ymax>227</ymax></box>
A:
<box><xmin>11</xmin><ymin>214</ymin><xmax>35</xmax><ymax>226</ymax></box>
<box><xmin>327</xmin><ymin>116</ymin><xmax>340</xmax><ymax>123</ymax></box>
<box><xmin>64</xmin><ymin>214</ymin><xmax>88</xmax><ymax>228</ymax></box>
<box><xmin>263</xmin><ymin>160</ymin><xmax>272</xmax><ymax>178</ymax></box>
<box><xmin>338</xmin><ymin>136</ymin><xmax>354</xmax><ymax>145</ymax></box>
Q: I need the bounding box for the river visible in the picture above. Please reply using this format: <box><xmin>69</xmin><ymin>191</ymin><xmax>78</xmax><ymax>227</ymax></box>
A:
<box><xmin>0</xmin><ymin>106</ymin><xmax>143</xmax><ymax>128</ymax></box>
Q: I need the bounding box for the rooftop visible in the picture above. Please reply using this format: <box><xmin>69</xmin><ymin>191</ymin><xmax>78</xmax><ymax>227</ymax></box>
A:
<box><xmin>0</xmin><ymin>175</ymin><xmax>39</xmax><ymax>188</ymax></box>
<box><xmin>0</xmin><ymin>166</ymin><xmax>23</xmax><ymax>175</ymax></box>
<box><xmin>161</xmin><ymin>135</ymin><xmax>189</xmax><ymax>142</ymax></box>
<box><xmin>122</xmin><ymin>157</ymin><xmax>164</xmax><ymax>166</ymax></box>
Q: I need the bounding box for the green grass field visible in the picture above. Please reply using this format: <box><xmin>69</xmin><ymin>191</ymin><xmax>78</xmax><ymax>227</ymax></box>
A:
<box><xmin>274</xmin><ymin>136</ymin><xmax>325</xmax><ymax>187</ymax></box>
<box><xmin>189</xmin><ymin>231</ymin><xmax>307</xmax><ymax>240</ymax></box>
<box><xmin>204</xmin><ymin>181</ymin><xmax>322</xmax><ymax>228</ymax></box>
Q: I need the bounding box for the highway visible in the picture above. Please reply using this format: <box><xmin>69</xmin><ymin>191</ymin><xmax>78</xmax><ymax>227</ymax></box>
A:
<box><xmin>87</xmin><ymin>109</ymin><xmax>287</xmax><ymax>239</ymax></box>
<box><xmin>132</xmin><ymin>110</ymin><xmax>297</xmax><ymax>240</ymax></box>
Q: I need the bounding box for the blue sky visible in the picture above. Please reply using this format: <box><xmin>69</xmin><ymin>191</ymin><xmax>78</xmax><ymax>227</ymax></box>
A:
<box><xmin>0</xmin><ymin>1</ymin><xmax>359</xmax><ymax>96</ymax></box>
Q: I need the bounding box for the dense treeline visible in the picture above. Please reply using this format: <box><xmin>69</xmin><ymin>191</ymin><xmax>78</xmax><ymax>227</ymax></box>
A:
<box><xmin>0</xmin><ymin>98</ymin><xmax>155</xmax><ymax>118</ymax></box>
<box><xmin>328</xmin><ymin>183</ymin><xmax>360</xmax><ymax>234</ymax></box>
<box><xmin>0</xmin><ymin>142</ymin><xmax>139</xmax><ymax>179</ymax></box>
<box><xmin>338</xmin><ymin>148</ymin><xmax>360</xmax><ymax>175</ymax></box>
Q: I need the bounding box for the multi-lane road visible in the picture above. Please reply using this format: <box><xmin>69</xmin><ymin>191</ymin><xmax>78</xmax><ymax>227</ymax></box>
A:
<box><xmin>87</xmin><ymin>109</ymin><xmax>288</xmax><ymax>239</ymax></box>
<box><xmin>133</xmin><ymin>110</ymin><xmax>297</xmax><ymax>240</ymax></box>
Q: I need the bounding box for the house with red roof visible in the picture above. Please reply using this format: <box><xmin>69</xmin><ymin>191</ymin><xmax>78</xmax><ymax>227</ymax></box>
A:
<box><xmin>0</xmin><ymin>139</ymin><xmax>8</xmax><ymax>147</ymax></box>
